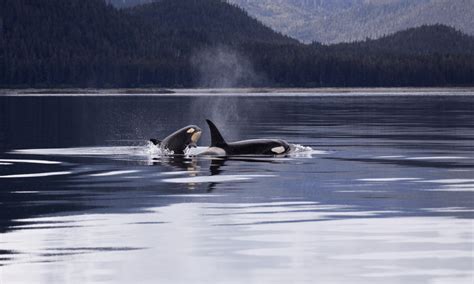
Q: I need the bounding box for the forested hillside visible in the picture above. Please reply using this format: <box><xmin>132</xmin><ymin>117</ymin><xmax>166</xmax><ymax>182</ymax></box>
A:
<box><xmin>127</xmin><ymin>0</ymin><xmax>296</xmax><ymax>45</ymax></box>
<box><xmin>0</xmin><ymin>0</ymin><xmax>473</xmax><ymax>88</ymax></box>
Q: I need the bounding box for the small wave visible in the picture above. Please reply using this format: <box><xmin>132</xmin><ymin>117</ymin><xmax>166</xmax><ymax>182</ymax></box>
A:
<box><xmin>332</xmin><ymin>250</ymin><xmax>473</xmax><ymax>260</ymax></box>
<box><xmin>376</xmin><ymin>155</ymin><xmax>405</xmax><ymax>159</ymax></box>
<box><xmin>423</xmin><ymin>207</ymin><xmax>474</xmax><ymax>213</ymax></box>
<box><xmin>406</xmin><ymin>156</ymin><xmax>469</xmax><ymax>160</ymax></box>
<box><xmin>424</xmin><ymin>187</ymin><xmax>474</xmax><ymax>192</ymax></box>
<box><xmin>89</xmin><ymin>170</ymin><xmax>141</xmax><ymax>177</ymax></box>
<box><xmin>0</xmin><ymin>171</ymin><xmax>71</xmax><ymax>179</ymax></box>
<box><xmin>417</xmin><ymin>179</ymin><xmax>474</xmax><ymax>184</ymax></box>
<box><xmin>0</xmin><ymin>159</ymin><xmax>62</xmax><ymax>165</ymax></box>
<box><xmin>358</xmin><ymin>178</ymin><xmax>421</xmax><ymax>182</ymax></box>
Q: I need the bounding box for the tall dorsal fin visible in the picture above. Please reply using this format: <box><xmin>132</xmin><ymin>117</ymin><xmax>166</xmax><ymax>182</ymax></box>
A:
<box><xmin>206</xmin><ymin>119</ymin><xmax>227</xmax><ymax>147</ymax></box>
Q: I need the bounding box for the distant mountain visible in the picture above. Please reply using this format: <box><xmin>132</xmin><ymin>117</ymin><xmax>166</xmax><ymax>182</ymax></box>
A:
<box><xmin>228</xmin><ymin>0</ymin><xmax>474</xmax><ymax>43</ymax></box>
<box><xmin>1</xmin><ymin>0</ymin><xmax>473</xmax><ymax>88</ymax></box>
<box><xmin>329</xmin><ymin>25</ymin><xmax>474</xmax><ymax>56</ymax></box>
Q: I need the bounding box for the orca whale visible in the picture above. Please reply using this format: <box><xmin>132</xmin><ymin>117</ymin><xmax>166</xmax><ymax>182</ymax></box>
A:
<box><xmin>150</xmin><ymin>125</ymin><xmax>202</xmax><ymax>155</ymax></box>
<box><xmin>202</xmin><ymin>119</ymin><xmax>290</xmax><ymax>156</ymax></box>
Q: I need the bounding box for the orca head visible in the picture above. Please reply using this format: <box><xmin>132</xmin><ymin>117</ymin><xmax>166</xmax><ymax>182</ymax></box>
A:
<box><xmin>159</xmin><ymin>125</ymin><xmax>202</xmax><ymax>154</ymax></box>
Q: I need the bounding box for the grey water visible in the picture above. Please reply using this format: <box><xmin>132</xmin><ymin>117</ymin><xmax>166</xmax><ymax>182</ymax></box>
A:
<box><xmin>0</xmin><ymin>91</ymin><xmax>473</xmax><ymax>284</ymax></box>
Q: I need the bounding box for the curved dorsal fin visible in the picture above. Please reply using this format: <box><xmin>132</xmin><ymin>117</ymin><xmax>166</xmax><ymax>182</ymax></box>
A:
<box><xmin>206</xmin><ymin>119</ymin><xmax>227</xmax><ymax>147</ymax></box>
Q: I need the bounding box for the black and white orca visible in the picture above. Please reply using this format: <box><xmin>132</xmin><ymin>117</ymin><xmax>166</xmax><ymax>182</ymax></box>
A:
<box><xmin>202</xmin><ymin>119</ymin><xmax>291</xmax><ymax>156</ymax></box>
<box><xmin>150</xmin><ymin>125</ymin><xmax>202</xmax><ymax>155</ymax></box>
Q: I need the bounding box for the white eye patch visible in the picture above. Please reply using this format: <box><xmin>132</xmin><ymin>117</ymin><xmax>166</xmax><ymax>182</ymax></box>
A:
<box><xmin>271</xmin><ymin>146</ymin><xmax>286</xmax><ymax>154</ymax></box>
<box><xmin>187</xmin><ymin>128</ymin><xmax>195</xmax><ymax>134</ymax></box>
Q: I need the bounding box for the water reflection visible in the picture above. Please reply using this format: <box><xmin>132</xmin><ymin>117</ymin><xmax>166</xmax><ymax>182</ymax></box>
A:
<box><xmin>0</xmin><ymin>93</ymin><xmax>473</xmax><ymax>283</ymax></box>
<box><xmin>1</xmin><ymin>201</ymin><xmax>472</xmax><ymax>284</ymax></box>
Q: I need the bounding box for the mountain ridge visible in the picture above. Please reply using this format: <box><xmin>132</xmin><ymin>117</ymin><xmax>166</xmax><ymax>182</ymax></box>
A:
<box><xmin>107</xmin><ymin>0</ymin><xmax>473</xmax><ymax>44</ymax></box>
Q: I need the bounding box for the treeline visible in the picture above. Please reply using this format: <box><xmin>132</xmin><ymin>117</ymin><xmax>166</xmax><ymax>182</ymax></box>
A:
<box><xmin>0</xmin><ymin>0</ymin><xmax>473</xmax><ymax>88</ymax></box>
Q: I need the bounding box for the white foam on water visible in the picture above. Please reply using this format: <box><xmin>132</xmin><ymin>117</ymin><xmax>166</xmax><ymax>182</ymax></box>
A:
<box><xmin>358</xmin><ymin>178</ymin><xmax>421</xmax><ymax>182</ymax></box>
<box><xmin>0</xmin><ymin>171</ymin><xmax>71</xmax><ymax>179</ymax></box>
<box><xmin>289</xmin><ymin>144</ymin><xmax>328</xmax><ymax>157</ymax></box>
<box><xmin>144</xmin><ymin>142</ymin><xmax>162</xmax><ymax>155</ymax></box>
<box><xmin>162</xmin><ymin>174</ymin><xmax>276</xmax><ymax>184</ymax></box>
<box><xmin>89</xmin><ymin>170</ymin><xmax>141</xmax><ymax>177</ymax></box>
<box><xmin>0</xmin><ymin>159</ymin><xmax>62</xmax><ymax>165</ymax></box>
<box><xmin>290</xmin><ymin>144</ymin><xmax>313</xmax><ymax>153</ymax></box>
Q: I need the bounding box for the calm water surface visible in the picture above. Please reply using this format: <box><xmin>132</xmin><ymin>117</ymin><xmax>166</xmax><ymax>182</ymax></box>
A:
<box><xmin>0</xmin><ymin>91</ymin><xmax>473</xmax><ymax>284</ymax></box>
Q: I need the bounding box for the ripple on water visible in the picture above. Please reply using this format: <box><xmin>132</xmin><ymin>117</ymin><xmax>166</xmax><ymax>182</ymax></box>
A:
<box><xmin>417</xmin><ymin>179</ymin><xmax>474</xmax><ymax>192</ymax></box>
<box><xmin>0</xmin><ymin>171</ymin><xmax>71</xmax><ymax>179</ymax></box>
<box><xmin>358</xmin><ymin>178</ymin><xmax>421</xmax><ymax>182</ymax></box>
<box><xmin>0</xmin><ymin>159</ymin><xmax>62</xmax><ymax>165</ymax></box>
<box><xmin>89</xmin><ymin>170</ymin><xmax>141</xmax><ymax>177</ymax></box>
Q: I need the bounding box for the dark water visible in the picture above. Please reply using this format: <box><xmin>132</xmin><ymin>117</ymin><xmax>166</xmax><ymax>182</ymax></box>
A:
<box><xmin>0</xmin><ymin>91</ymin><xmax>473</xmax><ymax>284</ymax></box>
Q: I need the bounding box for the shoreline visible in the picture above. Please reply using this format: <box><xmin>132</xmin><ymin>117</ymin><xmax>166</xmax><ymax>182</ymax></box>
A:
<box><xmin>1</xmin><ymin>87</ymin><xmax>474</xmax><ymax>96</ymax></box>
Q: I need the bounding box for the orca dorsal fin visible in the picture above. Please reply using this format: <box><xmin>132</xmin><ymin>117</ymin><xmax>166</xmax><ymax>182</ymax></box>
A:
<box><xmin>206</xmin><ymin>119</ymin><xmax>227</xmax><ymax>147</ymax></box>
<box><xmin>149</xmin><ymin>139</ymin><xmax>162</xmax><ymax>146</ymax></box>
